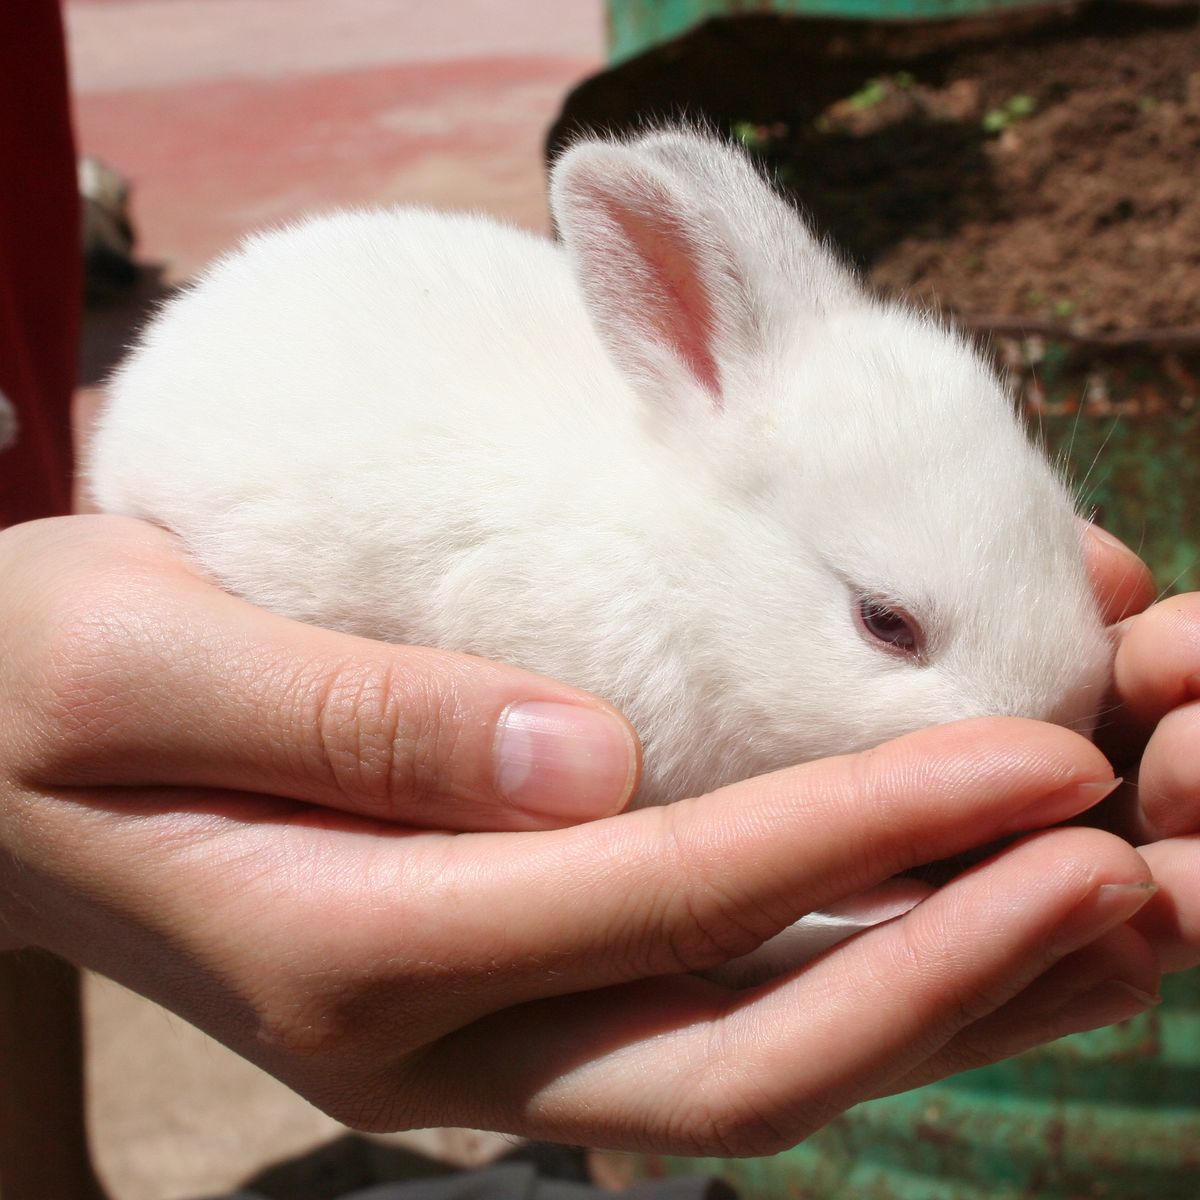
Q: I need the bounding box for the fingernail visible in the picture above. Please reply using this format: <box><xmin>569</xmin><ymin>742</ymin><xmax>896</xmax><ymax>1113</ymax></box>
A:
<box><xmin>1050</xmin><ymin>881</ymin><xmax>1159</xmax><ymax>957</ymax></box>
<box><xmin>1057</xmin><ymin>979</ymin><xmax>1161</xmax><ymax>1032</ymax></box>
<box><xmin>1001</xmin><ymin>777</ymin><xmax>1122</xmax><ymax>835</ymax></box>
<box><xmin>1084</xmin><ymin>522</ymin><xmax>1127</xmax><ymax>551</ymax></box>
<box><xmin>494</xmin><ymin>701</ymin><xmax>640</xmax><ymax>822</ymax></box>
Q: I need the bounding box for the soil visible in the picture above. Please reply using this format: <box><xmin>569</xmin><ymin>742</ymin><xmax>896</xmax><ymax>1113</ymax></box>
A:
<box><xmin>766</xmin><ymin>11</ymin><xmax>1200</xmax><ymax>336</ymax></box>
<box><xmin>551</xmin><ymin>3</ymin><xmax>1200</xmax><ymax>337</ymax></box>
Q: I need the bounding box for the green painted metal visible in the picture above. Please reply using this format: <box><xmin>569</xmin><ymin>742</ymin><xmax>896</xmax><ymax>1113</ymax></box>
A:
<box><xmin>1043</xmin><ymin>409</ymin><xmax>1200</xmax><ymax>597</ymax></box>
<box><xmin>1017</xmin><ymin>342</ymin><xmax>1200</xmax><ymax>595</ymax></box>
<box><xmin>607</xmin><ymin>0</ymin><xmax>1061</xmax><ymax>63</ymax></box>
<box><xmin>635</xmin><ymin>951</ymin><xmax>1200</xmax><ymax>1197</ymax></box>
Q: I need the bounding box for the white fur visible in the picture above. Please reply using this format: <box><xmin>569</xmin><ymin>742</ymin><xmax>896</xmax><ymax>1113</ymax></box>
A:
<box><xmin>89</xmin><ymin>131</ymin><xmax>1110</xmax><ymax>974</ymax></box>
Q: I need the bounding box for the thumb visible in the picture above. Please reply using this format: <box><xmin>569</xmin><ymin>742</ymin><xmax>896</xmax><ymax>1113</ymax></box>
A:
<box><xmin>13</xmin><ymin>517</ymin><xmax>641</xmax><ymax>831</ymax></box>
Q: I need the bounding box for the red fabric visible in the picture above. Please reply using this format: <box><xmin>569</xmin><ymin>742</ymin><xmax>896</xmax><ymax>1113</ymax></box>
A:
<box><xmin>0</xmin><ymin>0</ymin><xmax>81</xmax><ymax>526</ymax></box>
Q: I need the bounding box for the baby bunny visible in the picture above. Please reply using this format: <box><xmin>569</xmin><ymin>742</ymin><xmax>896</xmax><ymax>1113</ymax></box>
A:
<box><xmin>90</xmin><ymin>130</ymin><xmax>1110</xmax><ymax>969</ymax></box>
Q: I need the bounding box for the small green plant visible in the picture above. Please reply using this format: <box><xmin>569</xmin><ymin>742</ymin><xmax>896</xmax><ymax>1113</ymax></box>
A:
<box><xmin>846</xmin><ymin>78</ymin><xmax>889</xmax><ymax>111</ymax></box>
<box><xmin>1053</xmin><ymin>298</ymin><xmax>1076</xmax><ymax>319</ymax></box>
<box><xmin>982</xmin><ymin>93</ymin><xmax>1037</xmax><ymax>134</ymax></box>
<box><xmin>731</xmin><ymin>121</ymin><xmax>768</xmax><ymax>152</ymax></box>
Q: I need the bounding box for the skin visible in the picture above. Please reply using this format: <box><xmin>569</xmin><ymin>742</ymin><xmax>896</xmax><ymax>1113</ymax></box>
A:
<box><xmin>1080</xmin><ymin>522</ymin><xmax>1200</xmax><ymax>973</ymax></box>
<box><xmin>0</xmin><ymin>515</ymin><xmax>1196</xmax><ymax>1157</ymax></box>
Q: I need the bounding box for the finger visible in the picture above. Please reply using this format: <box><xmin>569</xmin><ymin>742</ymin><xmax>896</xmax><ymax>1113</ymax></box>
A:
<box><xmin>391</xmin><ymin>828</ymin><xmax>1153</xmax><ymax>1152</ymax></box>
<box><xmin>1112</xmin><ymin>591</ymin><xmax>1200</xmax><ymax>728</ymax></box>
<box><xmin>1101</xmin><ymin>591</ymin><xmax>1200</xmax><ymax>763</ymax></box>
<box><xmin>1069</xmin><ymin>775</ymin><xmax>1149</xmax><ymax>843</ymax></box>
<box><xmin>1080</xmin><ymin>520</ymin><xmax>1156</xmax><ymax>624</ymax></box>
<box><xmin>11</xmin><ymin>516</ymin><xmax>641</xmax><ymax>832</ymax></box>
<box><xmin>1128</xmin><ymin>700</ymin><xmax>1200</xmax><ymax>839</ymax></box>
<box><xmin>24</xmin><ymin>715</ymin><xmax>1122</xmax><ymax>1034</ymax></box>
<box><xmin>877</xmin><ymin>922</ymin><xmax>1160</xmax><ymax>1096</ymax></box>
<box><xmin>1132</xmin><ymin>837</ymin><xmax>1200</xmax><ymax>973</ymax></box>
<box><xmin>292</xmin><ymin>716</ymin><xmax>1124</xmax><ymax>1012</ymax></box>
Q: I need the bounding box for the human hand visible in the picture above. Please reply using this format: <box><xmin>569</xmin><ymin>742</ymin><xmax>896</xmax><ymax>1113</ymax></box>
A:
<box><xmin>0</xmin><ymin>516</ymin><xmax>1161</xmax><ymax>1153</ymax></box>
<box><xmin>1081</xmin><ymin>523</ymin><xmax>1200</xmax><ymax>972</ymax></box>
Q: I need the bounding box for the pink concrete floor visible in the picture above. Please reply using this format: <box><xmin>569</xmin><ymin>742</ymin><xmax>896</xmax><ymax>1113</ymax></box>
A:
<box><xmin>67</xmin><ymin>0</ymin><xmax>605</xmax><ymax>277</ymax></box>
<box><xmin>63</xmin><ymin>4</ymin><xmax>606</xmax><ymax>1195</ymax></box>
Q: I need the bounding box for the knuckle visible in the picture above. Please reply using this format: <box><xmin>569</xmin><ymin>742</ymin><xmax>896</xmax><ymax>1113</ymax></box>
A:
<box><xmin>666</xmin><ymin>1023</ymin><xmax>842</xmax><ymax>1157</ymax></box>
<box><xmin>252</xmin><ymin>966</ymin><xmax>404</xmax><ymax>1067</ymax></box>
<box><xmin>255</xmin><ymin>994</ymin><xmax>349</xmax><ymax>1063</ymax></box>
<box><xmin>259</xmin><ymin>1032</ymin><xmax>409</xmax><ymax>1132</ymax></box>
<box><xmin>927</xmin><ymin>1032</ymin><xmax>1006</xmax><ymax>1079</ymax></box>
<box><xmin>300</xmin><ymin>658</ymin><xmax>462</xmax><ymax>817</ymax></box>
<box><xmin>678</xmin><ymin>1080</ymin><xmax>813</xmax><ymax>1158</ymax></box>
<box><xmin>247</xmin><ymin>960</ymin><xmax>362</xmax><ymax>1063</ymax></box>
<box><xmin>696</xmin><ymin>1108</ymin><xmax>799</xmax><ymax>1159</ymax></box>
<box><xmin>840</xmin><ymin>749</ymin><xmax>916</xmax><ymax>876</ymax></box>
<box><xmin>652</xmin><ymin>804</ymin><xmax>777</xmax><ymax>973</ymax></box>
<box><xmin>893</xmin><ymin>919</ymin><xmax>1010</xmax><ymax>1029</ymax></box>
<box><xmin>250</xmin><ymin>966</ymin><xmax>437</xmax><ymax>1133</ymax></box>
<box><xmin>943</xmin><ymin>978</ymin><xmax>1013</xmax><ymax>1029</ymax></box>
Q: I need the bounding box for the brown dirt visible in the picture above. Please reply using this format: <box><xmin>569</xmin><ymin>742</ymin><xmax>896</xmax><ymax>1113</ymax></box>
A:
<box><xmin>755</xmin><ymin>11</ymin><xmax>1200</xmax><ymax>335</ymax></box>
<box><xmin>551</xmin><ymin>3</ymin><xmax>1200</xmax><ymax>337</ymax></box>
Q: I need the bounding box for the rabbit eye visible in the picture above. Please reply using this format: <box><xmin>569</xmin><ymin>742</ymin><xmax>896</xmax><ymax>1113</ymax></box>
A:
<box><xmin>856</xmin><ymin>597</ymin><xmax>922</xmax><ymax>657</ymax></box>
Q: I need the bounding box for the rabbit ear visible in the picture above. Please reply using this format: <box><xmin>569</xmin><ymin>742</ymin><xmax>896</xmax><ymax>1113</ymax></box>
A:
<box><xmin>550</xmin><ymin>131</ymin><xmax>857</xmax><ymax>420</ymax></box>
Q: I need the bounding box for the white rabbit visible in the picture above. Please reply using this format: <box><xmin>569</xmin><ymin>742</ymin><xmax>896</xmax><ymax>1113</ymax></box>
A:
<box><xmin>89</xmin><ymin>129</ymin><xmax>1111</xmax><ymax>977</ymax></box>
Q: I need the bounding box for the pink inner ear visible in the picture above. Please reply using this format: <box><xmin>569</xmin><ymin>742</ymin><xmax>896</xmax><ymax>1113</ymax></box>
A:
<box><xmin>597</xmin><ymin>193</ymin><xmax>723</xmax><ymax>405</ymax></box>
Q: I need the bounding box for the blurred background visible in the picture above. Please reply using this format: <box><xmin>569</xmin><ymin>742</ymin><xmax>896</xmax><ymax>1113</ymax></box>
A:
<box><xmin>66</xmin><ymin>1</ymin><xmax>1198</xmax><ymax>1197</ymax></box>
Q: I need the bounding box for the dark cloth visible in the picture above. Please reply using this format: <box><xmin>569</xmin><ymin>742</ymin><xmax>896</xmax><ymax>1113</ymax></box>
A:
<box><xmin>198</xmin><ymin>1138</ymin><xmax>739</xmax><ymax>1200</ymax></box>
<box><xmin>0</xmin><ymin>0</ymin><xmax>81</xmax><ymax>526</ymax></box>
<box><xmin>335</xmin><ymin>1164</ymin><xmax>737</xmax><ymax>1199</ymax></box>
<box><xmin>211</xmin><ymin>1162</ymin><xmax>737</xmax><ymax>1200</ymax></box>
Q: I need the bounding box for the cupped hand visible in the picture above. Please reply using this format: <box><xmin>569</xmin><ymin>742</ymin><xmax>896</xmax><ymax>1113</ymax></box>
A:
<box><xmin>0</xmin><ymin>517</ymin><xmax>1162</xmax><ymax>1154</ymax></box>
<box><xmin>1082</xmin><ymin>523</ymin><xmax>1200</xmax><ymax>971</ymax></box>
